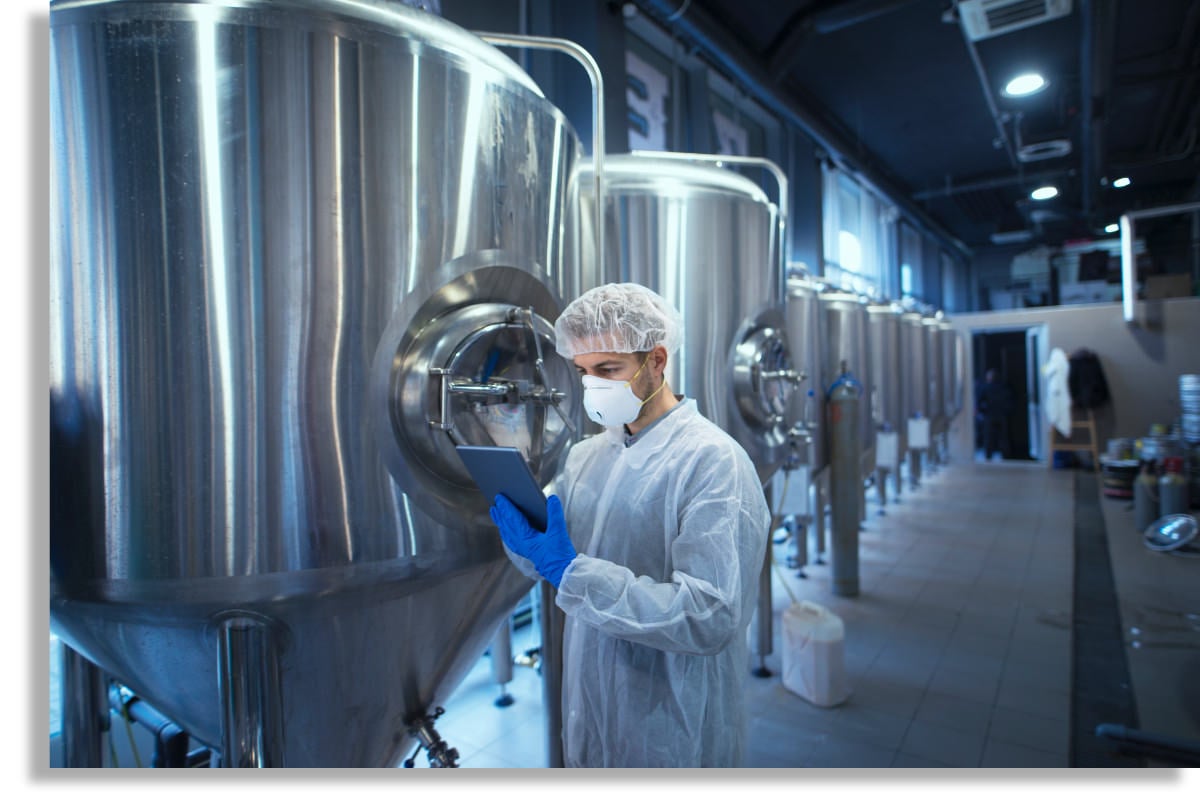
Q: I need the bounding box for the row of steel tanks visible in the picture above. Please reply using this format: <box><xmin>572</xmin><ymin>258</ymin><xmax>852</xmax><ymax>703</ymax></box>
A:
<box><xmin>49</xmin><ymin>0</ymin><xmax>961</xmax><ymax>768</ymax></box>
<box><xmin>49</xmin><ymin>0</ymin><xmax>806</xmax><ymax>768</ymax></box>
<box><xmin>777</xmin><ymin>279</ymin><xmax>965</xmax><ymax>594</ymax></box>
<box><xmin>50</xmin><ymin>0</ymin><xmax>597</xmax><ymax>767</ymax></box>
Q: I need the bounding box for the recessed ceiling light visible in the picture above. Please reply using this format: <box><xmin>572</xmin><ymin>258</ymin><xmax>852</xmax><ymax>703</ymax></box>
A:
<box><xmin>1003</xmin><ymin>73</ymin><xmax>1047</xmax><ymax>97</ymax></box>
<box><xmin>1105</xmin><ymin>223</ymin><xmax>1119</xmax><ymax>234</ymax></box>
<box><xmin>1030</xmin><ymin>185</ymin><xmax>1058</xmax><ymax>201</ymax></box>
<box><xmin>1112</xmin><ymin>176</ymin><xmax>1132</xmax><ymax>188</ymax></box>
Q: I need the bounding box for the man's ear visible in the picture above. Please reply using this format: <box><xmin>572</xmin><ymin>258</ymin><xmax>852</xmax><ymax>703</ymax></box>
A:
<box><xmin>650</xmin><ymin>345</ymin><xmax>669</xmax><ymax>376</ymax></box>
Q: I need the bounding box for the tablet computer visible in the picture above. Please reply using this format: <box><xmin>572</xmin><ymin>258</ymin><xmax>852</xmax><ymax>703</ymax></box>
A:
<box><xmin>456</xmin><ymin>445</ymin><xmax>549</xmax><ymax>530</ymax></box>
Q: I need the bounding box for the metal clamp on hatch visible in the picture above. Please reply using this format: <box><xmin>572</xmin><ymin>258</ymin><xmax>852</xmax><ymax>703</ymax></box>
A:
<box><xmin>427</xmin><ymin>306</ymin><xmax>575</xmax><ymax>441</ymax></box>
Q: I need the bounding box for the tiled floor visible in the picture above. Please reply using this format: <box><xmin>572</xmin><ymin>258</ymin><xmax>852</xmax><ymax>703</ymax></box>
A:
<box><xmin>432</xmin><ymin>455</ymin><xmax>1080</xmax><ymax>768</ymax></box>
<box><xmin>51</xmin><ymin>451</ymin><xmax>1198</xmax><ymax>771</ymax></box>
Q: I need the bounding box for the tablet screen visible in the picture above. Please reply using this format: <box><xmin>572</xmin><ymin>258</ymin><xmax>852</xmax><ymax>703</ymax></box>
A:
<box><xmin>455</xmin><ymin>445</ymin><xmax>549</xmax><ymax>530</ymax></box>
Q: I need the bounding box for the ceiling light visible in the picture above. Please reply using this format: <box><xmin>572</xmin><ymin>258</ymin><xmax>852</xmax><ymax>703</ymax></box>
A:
<box><xmin>1105</xmin><ymin>223</ymin><xmax>1119</xmax><ymax>234</ymax></box>
<box><xmin>1003</xmin><ymin>72</ymin><xmax>1047</xmax><ymax>97</ymax></box>
<box><xmin>1112</xmin><ymin>176</ymin><xmax>1132</xmax><ymax>188</ymax></box>
<box><xmin>1030</xmin><ymin>185</ymin><xmax>1058</xmax><ymax>201</ymax></box>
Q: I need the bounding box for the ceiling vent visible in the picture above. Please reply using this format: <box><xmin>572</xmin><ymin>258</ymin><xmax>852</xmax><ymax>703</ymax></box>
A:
<box><xmin>958</xmin><ymin>0</ymin><xmax>1073</xmax><ymax>41</ymax></box>
<box><xmin>1017</xmin><ymin>138</ymin><xmax>1072</xmax><ymax>162</ymax></box>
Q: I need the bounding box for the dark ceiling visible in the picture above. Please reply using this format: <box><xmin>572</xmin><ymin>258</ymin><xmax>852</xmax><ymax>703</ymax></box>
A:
<box><xmin>629</xmin><ymin>0</ymin><xmax>1200</xmax><ymax>263</ymax></box>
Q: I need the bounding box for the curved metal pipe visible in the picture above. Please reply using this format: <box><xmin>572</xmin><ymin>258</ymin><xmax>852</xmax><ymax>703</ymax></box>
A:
<box><xmin>950</xmin><ymin>0</ymin><xmax>1018</xmax><ymax>170</ymax></box>
<box><xmin>476</xmin><ymin>33</ymin><xmax>606</xmax><ymax>278</ymax></box>
<box><xmin>630</xmin><ymin>150</ymin><xmax>790</xmax><ymax>277</ymax></box>
<box><xmin>216</xmin><ymin>615</ymin><xmax>285</xmax><ymax>768</ymax></box>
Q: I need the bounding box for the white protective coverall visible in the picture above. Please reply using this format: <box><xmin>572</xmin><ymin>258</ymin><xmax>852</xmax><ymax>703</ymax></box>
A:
<box><xmin>506</xmin><ymin>399</ymin><xmax>769</xmax><ymax>767</ymax></box>
<box><xmin>1043</xmin><ymin>347</ymin><xmax>1072</xmax><ymax>438</ymax></box>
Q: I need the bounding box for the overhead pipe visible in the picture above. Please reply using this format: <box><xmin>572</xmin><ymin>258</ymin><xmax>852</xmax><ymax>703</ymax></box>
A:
<box><xmin>1120</xmin><ymin>200</ymin><xmax>1200</xmax><ymax>323</ymax></box>
<box><xmin>768</xmin><ymin>0</ymin><xmax>920</xmax><ymax>78</ymax></box>
<box><xmin>949</xmin><ymin>0</ymin><xmax>1018</xmax><ymax>171</ymax></box>
<box><xmin>631</xmin><ymin>0</ymin><xmax>972</xmax><ymax>261</ymax></box>
<box><xmin>1081</xmin><ymin>0</ymin><xmax>1118</xmax><ymax>233</ymax></box>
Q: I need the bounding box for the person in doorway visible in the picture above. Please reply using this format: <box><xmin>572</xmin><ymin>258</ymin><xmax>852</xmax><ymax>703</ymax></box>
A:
<box><xmin>488</xmin><ymin>282</ymin><xmax>770</xmax><ymax>768</ymax></box>
<box><xmin>976</xmin><ymin>368</ymin><xmax>1014</xmax><ymax>461</ymax></box>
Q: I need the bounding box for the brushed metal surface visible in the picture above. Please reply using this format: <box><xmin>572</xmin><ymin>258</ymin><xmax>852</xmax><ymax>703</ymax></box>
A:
<box><xmin>571</xmin><ymin>155</ymin><xmax>790</xmax><ymax>483</ymax></box>
<box><xmin>50</xmin><ymin>0</ymin><xmax>585</xmax><ymax>765</ymax></box>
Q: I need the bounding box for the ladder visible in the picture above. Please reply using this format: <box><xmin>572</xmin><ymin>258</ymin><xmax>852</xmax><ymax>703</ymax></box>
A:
<box><xmin>1048</xmin><ymin>407</ymin><xmax>1100</xmax><ymax>471</ymax></box>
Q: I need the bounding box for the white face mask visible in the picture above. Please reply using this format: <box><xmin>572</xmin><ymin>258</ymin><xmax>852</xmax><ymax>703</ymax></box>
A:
<box><xmin>581</xmin><ymin>355</ymin><xmax>664</xmax><ymax>427</ymax></box>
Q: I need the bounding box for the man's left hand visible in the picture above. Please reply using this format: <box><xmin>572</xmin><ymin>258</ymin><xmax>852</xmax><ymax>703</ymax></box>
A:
<box><xmin>489</xmin><ymin>494</ymin><xmax>577</xmax><ymax>588</ymax></box>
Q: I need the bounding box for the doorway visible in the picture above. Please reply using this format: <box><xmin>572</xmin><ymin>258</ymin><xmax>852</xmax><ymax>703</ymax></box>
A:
<box><xmin>971</xmin><ymin>326</ymin><xmax>1048</xmax><ymax>462</ymax></box>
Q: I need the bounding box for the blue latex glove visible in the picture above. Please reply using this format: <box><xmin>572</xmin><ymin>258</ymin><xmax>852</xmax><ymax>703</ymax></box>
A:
<box><xmin>489</xmin><ymin>494</ymin><xmax>577</xmax><ymax>588</ymax></box>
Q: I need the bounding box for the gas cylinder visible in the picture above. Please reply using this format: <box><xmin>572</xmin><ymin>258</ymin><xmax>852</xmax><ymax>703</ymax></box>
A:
<box><xmin>1133</xmin><ymin>461</ymin><xmax>1160</xmax><ymax>532</ymax></box>
<box><xmin>827</xmin><ymin>369</ymin><xmax>862</xmax><ymax>597</ymax></box>
<box><xmin>1159</xmin><ymin>456</ymin><xmax>1188</xmax><ymax>516</ymax></box>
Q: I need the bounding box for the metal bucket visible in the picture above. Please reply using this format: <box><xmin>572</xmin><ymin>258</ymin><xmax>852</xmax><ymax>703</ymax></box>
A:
<box><xmin>50</xmin><ymin>0</ymin><xmax>586</xmax><ymax>766</ymax></box>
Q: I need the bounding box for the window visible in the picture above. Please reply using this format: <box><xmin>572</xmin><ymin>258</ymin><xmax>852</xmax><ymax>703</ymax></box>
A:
<box><xmin>822</xmin><ymin>163</ymin><xmax>895</xmax><ymax>297</ymax></box>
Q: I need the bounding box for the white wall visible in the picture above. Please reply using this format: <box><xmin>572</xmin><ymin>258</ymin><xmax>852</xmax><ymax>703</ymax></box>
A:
<box><xmin>948</xmin><ymin>297</ymin><xmax>1200</xmax><ymax>461</ymax></box>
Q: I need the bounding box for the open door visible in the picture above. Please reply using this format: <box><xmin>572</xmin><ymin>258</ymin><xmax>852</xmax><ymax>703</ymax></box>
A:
<box><xmin>1026</xmin><ymin>326</ymin><xmax>1047</xmax><ymax>461</ymax></box>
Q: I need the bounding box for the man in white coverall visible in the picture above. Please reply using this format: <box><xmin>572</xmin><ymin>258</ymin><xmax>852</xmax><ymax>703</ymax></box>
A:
<box><xmin>489</xmin><ymin>282</ymin><xmax>770</xmax><ymax>768</ymax></box>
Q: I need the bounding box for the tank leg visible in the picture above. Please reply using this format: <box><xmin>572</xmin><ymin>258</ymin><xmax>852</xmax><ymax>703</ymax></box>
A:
<box><xmin>216</xmin><ymin>615</ymin><xmax>285</xmax><ymax>767</ymax></box>
<box><xmin>490</xmin><ymin>615</ymin><xmax>515</xmax><ymax>707</ymax></box>
<box><xmin>539</xmin><ymin>582</ymin><xmax>565</xmax><ymax>768</ymax></box>
<box><xmin>61</xmin><ymin>644</ymin><xmax>107</xmax><ymax>767</ymax></box>
<box><xmin>752</xmin><ymin>490</ymin><xmax>774</xmax><ymax>678</ymax></box>
<box><xmin>876</xmin><ymin>467</ymin><xmax>888</xmax><ymax>513</ymax></box>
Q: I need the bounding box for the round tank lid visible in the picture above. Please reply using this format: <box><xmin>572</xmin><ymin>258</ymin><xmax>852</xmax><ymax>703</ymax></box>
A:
<box><xmin>583</xmin><ymin>154</ymin><xmax>770</xmax><ymax>204</ymax></box>
<box><xmin>867</xmin><ymin>302</ymin><xmax>902</xmax><ymax>314</ymax></box>
<box><xmin>51</xmin><ymin>0</ymin><xmax>545</xmax><ymax>97</ymax></box>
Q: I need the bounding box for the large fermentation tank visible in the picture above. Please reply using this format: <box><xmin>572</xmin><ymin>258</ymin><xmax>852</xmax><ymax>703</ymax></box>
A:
<box><xmin>572</xmin><ymin>154</ymin><xmax>796</xmax><ymax>484</ymax></box>
<box><xmin>50</xmin><ymin>0</ymin><xmax>588</xmax><ymax>766</ymax></box>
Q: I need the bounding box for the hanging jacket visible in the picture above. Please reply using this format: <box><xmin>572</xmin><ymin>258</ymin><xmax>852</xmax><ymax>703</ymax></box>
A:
<box><xmin>1068</xmin><ymin>349</ymin><xmax>1111</xmax><ymax>410</ymax></box>
<box><xmin>1043</xmin><ymin>348</ymin><xmax>1072</xmax><ymax>437</ymax></box>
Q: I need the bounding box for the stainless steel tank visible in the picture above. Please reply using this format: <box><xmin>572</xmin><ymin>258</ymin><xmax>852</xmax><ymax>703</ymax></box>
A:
<box><xmin>867</xmin><ymin>302</ymin><xmax>903</xmax><ymax>436</ymax></box>
<box><xmin>940</xmin><ymin>320</ymin><xmax>962</xmax><ymax>421</ymax></box>
<box><xmin>50</xmin><ymin>0</ymin><xmax>587</xmax><ymax>766</ymax></box>
<box><xmin>785</xmin><ymin>275</ymin><xmax>826</xmax><ymax>476</ymax></box>
<box><xmin>571</xmin><ymin>154</ymin><xmax>797</xmax><ymax>484</ymax></box>
<box><xmin>820</xmin><ymin>290</ymin><xmax>871</xmax><ymax>466</ymax></box>
<box><xmin>900</xmin><ymin>311</ymin><xmax>928</xmax><ymax>425</ymax></box>
<box><xmin>922</xmin><ymin>316</ymin><xmax>945</xmax><ymax>433</ymax></box>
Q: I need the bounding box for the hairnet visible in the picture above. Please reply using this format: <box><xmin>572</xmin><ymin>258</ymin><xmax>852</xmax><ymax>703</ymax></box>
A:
<box><xmin>554</xmin><ymin>283</ymin><xmax>684</xmax><ymax>358</ymax></box>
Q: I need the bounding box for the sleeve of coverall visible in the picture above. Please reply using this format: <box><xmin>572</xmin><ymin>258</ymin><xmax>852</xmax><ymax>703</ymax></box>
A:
<box><xmin>553</xmin><ymin>441</ymin><xmax>766</xmax><ymax>656</ymax></box>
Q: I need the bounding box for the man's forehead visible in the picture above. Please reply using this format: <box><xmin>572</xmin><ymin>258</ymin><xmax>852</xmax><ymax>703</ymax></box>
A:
<box><xmin>572</xmin><ymin>351</ymin><xmax>637</xmax><ymax>368</ymax></box>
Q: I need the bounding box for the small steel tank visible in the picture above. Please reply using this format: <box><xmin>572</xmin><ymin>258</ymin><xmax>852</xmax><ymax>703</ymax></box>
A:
<box><xmin>867</xmin><ymin>301</ymin><xmax>903</xmax><ymax>491</ymax></box>
<box><xmin>922</xmin><ymin>315</ymin><xmax>945</xmax><ymax>435</ymax></box>
<box><xmin>572</xmin><ymin>154</ymin><xmax>798</xmax><ymax>484</ymax></box>
<box><xmin>51</xmin><ymin>0</ymin><xmax>585</xmax><ymax>766</ymax></box>
<box><xmin>940</xmin><ymin>319</ymin><xmax>962</xmax><ymax>421</ymax></box>
<box><xmin>785</xmin><ymin>275</ymin><xmax>827</xmax><ymax>476</ymax></box>
<box><xmin>900</xmin><ymin>311</ymin><xmax>929</xmax><ymax>424</ymax></box>
<box><xmin>820</xmin><ymin>290</ymin><xmax>871</xmax><ymax>464</ymax></box>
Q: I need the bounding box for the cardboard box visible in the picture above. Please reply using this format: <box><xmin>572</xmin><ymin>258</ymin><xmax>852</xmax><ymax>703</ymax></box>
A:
<box><xmin>1144</xmin><ymin>274</ymin><xmax>1193</xmax><ymax>299</ymax></box>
